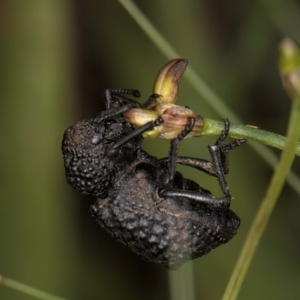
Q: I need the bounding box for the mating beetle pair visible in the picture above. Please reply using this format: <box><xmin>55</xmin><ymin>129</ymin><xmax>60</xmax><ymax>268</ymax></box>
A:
<box><xmin>62</xmin><ymin>89</ymin><xmax>245</xmax><ymax>269</ymax></box>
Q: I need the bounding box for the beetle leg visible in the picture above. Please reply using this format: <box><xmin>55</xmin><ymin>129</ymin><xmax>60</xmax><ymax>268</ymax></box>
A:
<box><xmin>141</xmin><ymin>93</ymin><xmax>161</xmax><ymax>108</ymax></box>
<box><xmin>207</xmin><ymin>119</ymin><xmax>245</xmax><ymax>197</ymax></box>
<box><xmin>172</xmin><ymin>157</ymin><xmax>217</xmax><ymax>176</ymax></box>
<box><xmin>160</xmin><ymin>119</ymin><xmax>245</xmax><ymax>177</ymax></box>
<box><xmin>160</xmin><ymin>156</ymin><xmax>216</xmax><ymax>176</ymax></box>
<box><xmin>161</xmin><ymin>118</ymin><xmax>246</xmax><ymax>200</ymax></box>
<box><xmin>215</xmin><ymin>119</ymin><xmax>246</xmax><ymax>174</ymax></box>
<box><xmin>159</xmin><ymin>189</ymin><xmax>230</xmax><ymax>208</ymax></box>
<box><xmin>94</xmin><ymin>89</ymin><xmax>161</xmax><ymax>125</ymax></box>
<box><xmin>219</xmin><ymin>138</ymin><xmax>246</xmax><ymax>174</ymax></box>
<box><xmin>94</xmin><ymin>89</ymin><xmax>141</xmax><ymax>124</ymax></box>
<box><xmin>208</xmin><ymin>143</ymin><xmax>231</xmax><ymax>198</ymax></box>
<box><xmin>164</xmin><ymin>118</ymin><xmax>195</xmax><ymax>185</ymax></box>
<box><xmin>111</xmin><ymin>117</ymin><xmax>164</xmax><ymax>150</ymax></box>
<box><xmin>205</xmin><ymin>119</ymin><xmax>233</xmax><ymax>197</ymax></box>
<box><xmin>161</xmin><ymin>119</ymin><xmax>246</xmax><ymax>175</ymax></box>
<box><xmin>93</xmin><ymin>102</ymin><xmax>139</xmax><ymax>125</ymax></box>
<box><xmin>94</xmin><ymin>90</ymin><xmax>143</xmax><ymax>124</ymax></box>
<box><xmin>103</xmin><ymin>88</ymin><xmax>140</xmax><ymax>109</ymax></box>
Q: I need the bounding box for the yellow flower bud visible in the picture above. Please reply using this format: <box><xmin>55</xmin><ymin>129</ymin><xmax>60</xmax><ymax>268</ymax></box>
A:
<box><xmin>153</xmin><ymin>59</ymin><xmax>188</xmax><ymax>104</ymax></box>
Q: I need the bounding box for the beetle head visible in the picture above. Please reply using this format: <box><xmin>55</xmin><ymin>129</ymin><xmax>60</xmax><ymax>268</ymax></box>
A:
<box><xmin>62</xmin><ymin>116</ymin><xmax>142</xmax><ymax>197</ymax></box>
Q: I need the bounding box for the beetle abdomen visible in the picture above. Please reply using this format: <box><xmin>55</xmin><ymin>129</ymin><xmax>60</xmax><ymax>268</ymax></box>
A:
<box><xmin>90</xmin><ymin>169</ymin><xmax>240</xmax><ymax>269</ymax></box>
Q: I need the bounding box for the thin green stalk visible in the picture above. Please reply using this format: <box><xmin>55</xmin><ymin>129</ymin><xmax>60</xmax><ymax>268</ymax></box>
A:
<box><xmin>222</xmin><ymin>99</ymin><xmax>300</xmax><ymax>300</ymax></box>
<box><xmin>0</xmin><ymin>274</ymin><xmax>67</xmax><ymax>300</ymax></box>
<box><xmin>202</xmin><ymin>118</ymin><xmax>300</xmax><ymax>156</ymax></box>
<box><xmin>118</xmin><ymin>0</ymin><xmax>300</xmax><ymax>197</ymax></box>
<box><xmin>168</xmin><ymin>263</ymin><xmax>195</xmax><ymax>300</ymax></box>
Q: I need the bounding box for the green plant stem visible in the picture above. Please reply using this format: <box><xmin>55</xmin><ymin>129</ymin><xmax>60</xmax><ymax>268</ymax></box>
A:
<box><xmin>168</xmin><ymin>263</ymin><xmax>195</xmax><ymax>300</ymax></box>
<box><xmin>0</xmin><ymin>274</ymin><xmax>67</xmax><ymax>300</ymax></box>
<box><xmin>118</xmin><ymin>0</ymin><xmax>300</xmax><ymax>197</ymax></box>
<box><xmin>202</xmin><ymin>118</ymin><xmax>300</xmax><ymax>156</ymax></box>
<box><xmin>222</xmin><ymin>99</ymin><xmax>300</xmax><ymax>300</ymax></box>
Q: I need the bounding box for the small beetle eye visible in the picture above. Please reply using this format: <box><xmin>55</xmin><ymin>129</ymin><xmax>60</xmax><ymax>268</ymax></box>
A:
<box><xmin>91</xmin><ymin>135</ymin><xmax>102</xmax><ymax>145</ymax></box>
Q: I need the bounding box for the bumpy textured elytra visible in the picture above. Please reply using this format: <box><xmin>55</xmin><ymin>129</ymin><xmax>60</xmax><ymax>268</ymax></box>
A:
<box><xmin>62</xmin><ymin>89</ymin><xmax>245</xmax><ymax>269</ymax></box>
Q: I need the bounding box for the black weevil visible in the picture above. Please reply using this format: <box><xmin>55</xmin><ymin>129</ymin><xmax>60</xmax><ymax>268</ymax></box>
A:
<box><xmin>62</xmin><ymin>89</ymin><xmax>245</xmax><ymax>269</ymax></box>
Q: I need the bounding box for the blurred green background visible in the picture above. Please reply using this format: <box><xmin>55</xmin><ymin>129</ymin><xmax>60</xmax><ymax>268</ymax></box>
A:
<box><xmin>0</xmin><ymin>0</ymin><xmax>300</xmax><ymax>299</ymax></box>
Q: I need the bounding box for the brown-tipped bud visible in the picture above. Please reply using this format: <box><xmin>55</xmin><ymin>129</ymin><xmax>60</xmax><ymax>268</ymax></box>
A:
<box><xmin>279</xmin><ymin>37</ymin><xmax>300</xmax><ymax>75</ymax></box>
<box><xmin>279</xmin><ymin>37</ymin><xmax>300</xmax><ymax>100</ymax></box>
<box><xmin>283</xmin><ymin>70</ymin><xmax>300</xmax><ymax>100</ymax></box>
<box><xmin>124</xmin><ymin>59</ymin><xmax>204</xmax><ymax>140</ymax></box>
<box><xmin>153</xmin><ymin>59</ymin><xmax>188</xmax><ymax>104</ymax></box>
<box><xmin>154</xmin><ymin>104</ymin><xmax>204</xmax><ymax>140</ymax></box>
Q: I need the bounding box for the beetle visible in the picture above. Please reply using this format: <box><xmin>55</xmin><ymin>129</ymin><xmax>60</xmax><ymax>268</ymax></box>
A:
<box><xmin>62</xmin><ymin>89</ymin><xmax>246</xmax><ymax>269</ymax></box>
